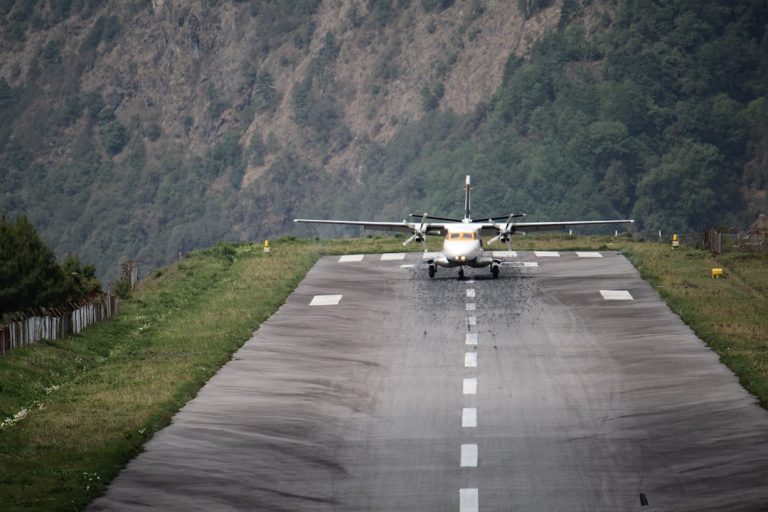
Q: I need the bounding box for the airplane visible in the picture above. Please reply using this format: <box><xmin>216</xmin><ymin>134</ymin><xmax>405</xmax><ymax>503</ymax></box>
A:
<box><xmin>294</xmin><ymin>175</ymin><xmax>634</xmax><ymax>279</ymax></box>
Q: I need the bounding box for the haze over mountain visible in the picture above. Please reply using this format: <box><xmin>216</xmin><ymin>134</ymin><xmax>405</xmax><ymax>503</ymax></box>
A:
<box><xmin>1</xmin><ymin>0</ymin><xmax>766</xmax><ymax>281</ymax></box>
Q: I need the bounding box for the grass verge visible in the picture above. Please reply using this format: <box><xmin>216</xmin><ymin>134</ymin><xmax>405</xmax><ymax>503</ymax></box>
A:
<box><xmin>0</xmin><ymin>234</ymin><xmax>766</xmax><ymax>511</ymax></box>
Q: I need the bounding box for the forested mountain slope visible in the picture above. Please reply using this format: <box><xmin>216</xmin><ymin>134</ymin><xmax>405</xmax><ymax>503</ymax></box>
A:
<box><xmin>1</xmin><ymin>0</ymin><xmax>766</xmax><ymax>281</ymax></box>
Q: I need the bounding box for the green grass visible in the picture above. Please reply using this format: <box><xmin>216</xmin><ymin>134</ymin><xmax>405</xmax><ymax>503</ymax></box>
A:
<box><xmin>1</xmin><ymin>234</ymin><xmax>767</xmax><ymax>511</ymax></box>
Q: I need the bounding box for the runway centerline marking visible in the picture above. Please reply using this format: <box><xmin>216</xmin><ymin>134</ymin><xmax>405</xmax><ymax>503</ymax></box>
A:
<box><xmin>462</xmin><ymin>408</ymin><xmax>477</xmax><ymax>427</ymax></box>
<box><xmin>380</xmin><ymin>253</ymin><xmax>406</xmax><ymax>261</ymax></box>
<box><xmin>465</xmin><ymin>333</ymin><xmax>477</xmax><ymax>346</ymax></box>
<box><xmin>466</xmin><ymin>289</ymin><xmax>475</xmax><ymax>298</ymax></box>
<box><xmin>460</xmin><ymin>444</ymin><xmax>478</xmax><ymax>467</ymax></box>
<box><xmin>464</xmin><ymin>352</ymin><xmax>477</xmax><ymax>367</ymax></box>
<box><xmin>463</xmin><ymin>378</ymin><xmax>477</xmax><ymax>395</ymax></box>
<box><xmin>534</xmin><ymin>250</ymin><xmax>560</xmax><ymax>257</ymax></box>
<box><xmin>460</xmin><ymin>489</ymin><xmax>478</xmax><ymax>512</ymax></box>
<box><xmin>466</xmin><ymin>316</ymin><xmax>477</xmax><ymax>327</ymax></box>
<box><xmin>466</xmin><ymin>303</ymin><xmax>476</xmax><ymax>311</ymax></box>
<box><xmin>399</xmin><ymin>264</ymin><xmax>414</xmax><ymax>268</ymax></box>
<box><xmin>309</xmin><ymin>295</ymin><xmax>342</xmax><ymax>306</ymax></box>
<box><xmin>600</xmin><ymin>289</ymin><xmax>634</xmax><ymax>300</ymax></box>
<box><xmin>576</xmin><ymin>251</ymin><xmax>603</xmax><ymax>258</ymax></box>
<box><xmin>338</xmin><ymin>254</ymin><xmax>364</xmax><ymax>262</ymax></box>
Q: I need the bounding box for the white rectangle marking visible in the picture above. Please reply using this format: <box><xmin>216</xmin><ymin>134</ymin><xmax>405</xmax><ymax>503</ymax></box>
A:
<box><xmin>338</xmin><ymin>254</ymin><xmax>364</xmax><ymax>262</ymax></box>
<box><xmin>466</xmin><ymin>303</ymin><xmax>476</xmax><ymax>311</ymax></box>
<box><xmin>460</xmin><ymin>488</ymin><xmax>478</xmax><ymax>512</ymax></box>
<box><xmin>461</xmin><ymin>444</ymin><xmax>478</xmax><ymax>467</ymax></box>
<box><xmin>576</xmin><ymin>251</ymin><xmax>603</xmax><ymax>258</ymax></box>
<box><xmin>462</xmin><ymin>408</ymin><xmax>477</xmax><ymax>427</ymax></box>
<box><xmin>464</xmin><ymin>352</ymin><xmax>477</xmax><ymax>367</ymax></box>
<box><xmin>466</xmin><ymin>316</ymin><xmax>476</xmax><ymax>326</ymax></box>
<box><xmin>466</xmin><ymin>278</ymin><xmax>475</xmax><ymax>284</ymax></box>
<box><xmin>466</xmin><ymin>289</ymin><xmax>475</xmax><ymax>298</ymax></box>
<box><xmin>465</xmin><ymin>333</ymin><xmax>477</xmax><ymax>346</ymax></box>
<box><xmin>400</xmin><ymin>264</ymin><xmax>414</xmax><ymax>268</ymax></box>
<box><xmin>600</xmin><ymin>289</ymin><xmax>634</xmax><ymax>300</ymax></box>
<box><xmin>534</xmin><ymin>251</ymin><xmax>560</xmax><ymax>257</ymax></box>
<box><xmin>492</xmin><ymin>250</ymin><xmax>518</xmax><ymax>258</ymax></box>
<box><xmin>309</xmin><ymin>294</ymin><xmax>342</xmax><ymax>306</ymax></box>
<box><xmin>463</xmin><ymin>378</ymin><xmax>477</xmax><ymax>395</ymax></box>
<box><xmin>380</xmin><ymin>253</ymin><xmax>406</xmax><ymax>260</ymax></box>
<box><xmin>422</xmin><ymin>252</ymin><xmax>441</xmax><ymax>259</ymax></box>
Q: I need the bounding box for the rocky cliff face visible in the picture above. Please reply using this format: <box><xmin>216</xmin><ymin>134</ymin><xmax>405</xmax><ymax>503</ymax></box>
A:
<box><xmin>0</xmin><ymin>0</ymin><xmax>563</xmax><ymax>280</ymax></box>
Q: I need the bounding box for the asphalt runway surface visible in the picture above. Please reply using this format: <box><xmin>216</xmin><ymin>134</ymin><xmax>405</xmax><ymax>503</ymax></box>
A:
<box><xmin>88</xmin><ymin>251</ymin><xmax>768</xmax><ymax>511</ymax></box>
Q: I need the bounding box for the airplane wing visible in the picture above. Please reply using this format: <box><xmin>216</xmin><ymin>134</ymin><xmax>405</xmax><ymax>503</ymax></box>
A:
<box><xmin>293</xmin><ymin>219</ymin><xmax>449</xmax><ymax>236</ymax></box>
<box><xmin>479</xmin><ymin>219</ymin><xmax>634</xmax><ymax>236</ymax></box>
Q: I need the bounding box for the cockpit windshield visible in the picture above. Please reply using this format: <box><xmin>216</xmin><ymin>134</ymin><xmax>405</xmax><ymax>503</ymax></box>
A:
<box><xmin>447</xmin><ymin>232</ymin><xmax>477</xmax><ymax>240</ymax></box>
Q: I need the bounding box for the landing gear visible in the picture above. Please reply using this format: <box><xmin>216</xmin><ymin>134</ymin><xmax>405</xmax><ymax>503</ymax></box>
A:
<box><xmin>491</xmin><ymin>264</ymin><xmax>500</xmax><ymax>279</ymax></box>
<box><xmin>428</xmin><ymin>264</ymin><xmax>436</xmax><ymax>278</ymax></box>
<box><xmin>458</xmin><ymin>267</ymin><xmax>465</xmax><ymax>279</ymax></box>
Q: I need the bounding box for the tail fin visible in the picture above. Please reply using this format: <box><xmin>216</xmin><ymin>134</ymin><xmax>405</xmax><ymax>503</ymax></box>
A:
<box><xmin>463</xmin><ymin>175</ymin><xmax>471</xmax><ymax>222</ymax></box>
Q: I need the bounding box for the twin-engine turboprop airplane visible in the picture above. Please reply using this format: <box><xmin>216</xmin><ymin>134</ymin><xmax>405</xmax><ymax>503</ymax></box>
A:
<box><xmin>294</xmin><ymin>176</ymin><xmax>634</xmax><ymax>278</ymax></box>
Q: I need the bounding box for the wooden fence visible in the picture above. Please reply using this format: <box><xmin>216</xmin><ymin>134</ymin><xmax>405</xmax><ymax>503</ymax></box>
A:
<box><xmin>0</xmin><ymin>295</ymin><xmax>118</xmax><ymax>355</ymax></box>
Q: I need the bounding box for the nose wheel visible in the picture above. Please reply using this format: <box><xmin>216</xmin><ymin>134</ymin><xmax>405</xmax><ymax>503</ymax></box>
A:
<box><xmin>491</xmin><ymin>264</ymin><xmax>499</xmax><ymax>278</ymax></box>
<box><xmin>458</xmin><ymin>267</ymin><xmax>465</xmax><ymax>279</ymax></box>
<box><xmin>428</xmin><ymin>264</ymin><xmax>436</xmax><ymax>278</ymax></box>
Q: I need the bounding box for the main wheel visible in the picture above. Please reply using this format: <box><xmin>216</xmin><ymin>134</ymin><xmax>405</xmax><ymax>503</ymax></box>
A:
<box><xmin>491</xmin><ymin>265</ymin><xmax>499</xmax><ymax>278</ymax></box>
<box><xmin>428</xmin><ymin>265</ymin><xmax>436</xmax><ymax>278</ymax></box>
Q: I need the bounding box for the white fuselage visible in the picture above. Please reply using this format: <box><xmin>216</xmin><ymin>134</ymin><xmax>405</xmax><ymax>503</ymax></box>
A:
<box><xmin>435</xmin><ymin>224</ymin><xmax>493</xmax><ymax>268</ymax></box>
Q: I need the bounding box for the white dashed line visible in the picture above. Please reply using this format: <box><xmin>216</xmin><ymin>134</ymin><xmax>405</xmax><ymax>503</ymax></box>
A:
<box><xmin>463</xmin><ymin>378</ymin><xmax>477</xmax><ymax>395</ymax></box>
<box><xmin>309</xmin><ymin>295</ymin><xmax>342</xmax><ymax>306</ymax></box>
<box><xmin>380</xmin><ymin>253</ymin><xmax>406</xmax><ymax>260</ymax></box>
<box><xmin>462</xmin><ymin>408</ymin><xmax>477</xmax><ymax>428</ymax></box>
<box><xmin>466</xmin><ymin>289</ymin><xmax>475</xmax><ymax>298</ymax></box>
<box><xmin>466</xmin><ymin>316</ymin><xmax>476</xmax><ymax>327</ymax></box>
<box><xmin>400</xmin><ymin>264</ymin><xmax>414</xmax><ymax>268</ymax></box>
<box><xmin>600</xmin><ymin>289</ymin><xmax>634</xmax><ymax>300</ymax></box>
<box><xmin>534</xmin><ymin>251</ymin><xmax>560</xmax><ymax>257</ymax></box>
<box><xmin>464</xmin><ymin>352</ymin><xmax>477</xmax><ymax>367</ymax></box>
<box><xmin>338</xmin><ymin>254</ymin><xmax>364</xmax><ymax>262</ymax></box>
<box><xmin>492</xmin><ymin>250</ymin><xmax>518</xmax><ymax>258</ymax></box>
<box><xmin>460</xmin><ymin>444</ymin><xmax>478</xmax><ymax>467</ymax></box>
<box><xmin>460</xmin><ymin>489</ymin><xmax>479</xmax><ymax>512</ymax></box>
<box><xmin>466</xmin><ymin>303</ymin><xmax>476</xmax><ymax>311</ymax></box>
<box><xmin>422</xmin><ymin>252</ymin><xmax>441</xmax><ymax>259</ymax></box>
<box><xmin>466</xmin><ymin>278</ymin><xmax>475</xmax><ymax>284</ymax></box>
<box><xmin>465</xmin><ymin>333</ymin><xmax>477</xmax><ymax>346</ymax></box>
<box><xmin>576</xmin><ymin>251</ymin><xmax>603</xmax><ymax>258</ymax></box>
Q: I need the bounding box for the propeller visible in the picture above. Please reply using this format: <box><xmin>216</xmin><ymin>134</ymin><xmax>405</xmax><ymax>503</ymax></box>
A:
<box><xmin>403</xmin><ymin>212</ymin><xmax>429</xmax><ymax>250</ymax></box>
<box><xmin>488</xmin><ymin>212</ymin><xmax>526</xmax><ymax>247</ymax></box>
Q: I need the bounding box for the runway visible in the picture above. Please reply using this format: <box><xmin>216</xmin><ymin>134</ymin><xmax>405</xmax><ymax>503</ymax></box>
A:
<box><xmin>88</xmin><ymin>251</ymin><xmax>768</xmax><ymax>511</ymax></box>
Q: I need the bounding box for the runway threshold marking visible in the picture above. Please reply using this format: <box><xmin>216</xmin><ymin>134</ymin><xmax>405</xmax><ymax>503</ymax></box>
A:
<box><xmin>380</xmin><ymin>253</ymin><xmax>406</xmax><ymax>260</ymax></box>
<box><xmin>460</xmin><ymin>488</ymin><xmax>479</xmax><ymax>512</ymax></box>
<box><xmin>463</xmin><ymin>378</ymin><xmax>477</xmax><ymax>395</ymax></box>
<box><xmin>464</xmin><ymin>352</ymin><xmax>477</xmax><ymax>367</ymax></box>
<box><xmin>466</xmin><ymin>289</ymin><xmax>476</xmax><ymax>298</ymax></box>
<box><xmin>309</xmin><ymin>295</ymin><xmax>343</xmax><ymax>306</ymax></box>
<box><xmin>400</xmin><ymin>264</ymin><xmax>415</xmax><ymax>268</ymax></box>
<box><xmin>465</xmin><ymin>333</ymin><xmax>477</xmax><ymax>345</ymax></box>
<box><xmin>576</xmin><ymin>251</ymin><xmax>603</xmax><ymax>258</ymax></box>
<box><xmin>462</xmin><ymin>408</ymin><xmax>477</xmax><ymax>427</ymax></box>
<box><xmin>534</xmin><ymin>251</ymin><xmax>560</xmax><ymax>257</ymax></box>
<box><xmin>460</xmin><ymin>444</ymin><xmax>478</xmax><ymax>467</ymax></box>
<box><xmin>338</xmin><ymin>254</ymin><xmax>364</xmax><ymax>262</ymax></box>
<box><xmin>492</xmin><ymin>250</ymin><xmax>517</xmax><ymax>257</ymax></box>
<box><xmin>466</xmin><ymin>303</ymin><xmax>476</xmax><ymax>311</ymax></box>
<box><xmin>600</xmin><ymin>289</ymin><xmax>634</xmax><ymax>300</ymax></box>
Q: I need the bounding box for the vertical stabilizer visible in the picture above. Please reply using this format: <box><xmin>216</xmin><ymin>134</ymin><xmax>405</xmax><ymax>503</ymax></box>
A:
<box><xmin>464</xmin><ymin>175</ymin><xmax>471</xmax><ymax>222</ymax></box>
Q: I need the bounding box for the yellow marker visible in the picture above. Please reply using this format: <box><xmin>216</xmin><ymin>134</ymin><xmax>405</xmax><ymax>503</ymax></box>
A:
<box><xmin>672</xmin><ymin>233</ymin><xmax>679</xmax><ymax>248</ymax></box>
<box><xmin>263</xmin><ymin>240</ymin><xmax>271</xmax><ymax>254</ymax></box>
<box><xmin>711</xmin><ymin>268</ymin><xmax>723</xmax><ymax>278</ymax></box>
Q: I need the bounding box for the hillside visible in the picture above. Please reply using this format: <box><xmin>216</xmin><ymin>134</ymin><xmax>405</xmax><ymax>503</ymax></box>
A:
<box><xmin>1</xmin><ymin>0</ymin><xmax>767</xmax><ymax>281</ymax></box>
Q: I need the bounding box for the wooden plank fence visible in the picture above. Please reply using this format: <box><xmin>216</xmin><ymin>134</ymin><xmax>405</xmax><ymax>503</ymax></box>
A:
<box><xmin>0</xmin><ymin>295</ymin><xmax>118</xmax><ymax>355</ymax></box>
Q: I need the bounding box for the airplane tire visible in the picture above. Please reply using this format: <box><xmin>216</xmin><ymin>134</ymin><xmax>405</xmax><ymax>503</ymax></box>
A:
<box><xmin>429</xmin><ymin>265</ymin><xmax>436</xmax><ymax>278</ymax></box>
<box><xmin>491</xmin><ymin>265</ymin><xmax>499</xmax><ymax>278</ymax></box>
<box><xmin>458</xmin><ymin>268</ymin><xmax>465</xmax><ymax>279</ymax></box>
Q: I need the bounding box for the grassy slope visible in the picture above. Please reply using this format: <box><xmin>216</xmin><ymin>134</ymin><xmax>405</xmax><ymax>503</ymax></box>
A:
<box><xmin>0</xmin><ymin>235</ymin><xmax>767</xmax><ymax>511</ymax></box>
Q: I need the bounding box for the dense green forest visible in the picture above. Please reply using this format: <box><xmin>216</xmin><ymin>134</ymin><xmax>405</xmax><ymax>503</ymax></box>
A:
<box><xmin>0</xmin><ymin>0</ymin><xmax>766</xmax><ymax>282</ymax></box>
<box><xmin>0</xmin><ymin>214</ymin><xmax>100</xmax><ymax>315</ymax></box>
